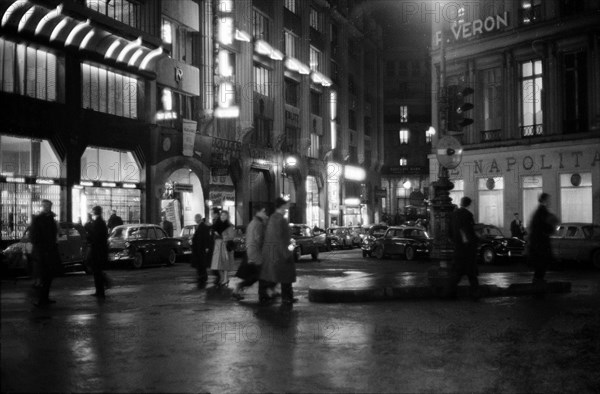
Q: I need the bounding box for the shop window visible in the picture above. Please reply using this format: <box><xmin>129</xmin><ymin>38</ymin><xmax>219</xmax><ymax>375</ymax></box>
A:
<box><xmin>449</xmin><ymin>179</ymin><xmax>464</xmax><ymax>206</ymax></box>
<box><xmin>86</xmin><ymin>0</ymin><xmax>141</xmax><ymax>30</ymax></box>
<box><xmin>560</xmin><ymin>173</ymin><xmax>592</xmax><ymax>222</ymax></box>
<box><xmin>81</xmin><ymin>147</ymin><xmax>140</xmax><ymax>183</ymax></box>
<box><xmin>1</xmin><ymin>183</ymin><xmax>61</xmax><ymax>241</ymax></box>
<box><xmin>479</xmin><ymin>67</ymin><xmax>503</xmax><ymax>134</ymax></box>
<box><xmin>0</xmin><ymin>38</ymin><xmax>59</xmax><ymax>102</ymax></box>
<box><xmin>81</xmin><ymin>62</ymin><xmax>139</xmax><ymax>119</ymax></box>
<box><xmin>478</xmin><ymin>177</ymin><xmax>504</xmax><ymax>227</ymax></box>
<box><xmin>519</xmin><ymin>60</ymin><xmax>543</xmax><ymax>137</ymax></box>
<box><xmin>306</xmin><ymin>175</ymin><xmax>321</xmax><ymax>227</ymax></box>
<box><xmin>522</xmin><ymin>175</ymin><xmax>543</xmax><ymax>227</ymax></box>
<box><xmin>400</xmin><ymin>106</ymin><xmax>408</xmax><ymax>123</ymax></box>
<box><xmin>162</xmin><ymin>18</ymin><xmax>194</xmax><ymax>64</ymax></box>
<box><xmin>0</xmin><ymin>136</ymin><xmax>60</xmax><ymax>178</ymax></box>
<box><xmin>309</xmin><ymin>133</ymin><xmax>320</xmax><ymax>158</ymax></box>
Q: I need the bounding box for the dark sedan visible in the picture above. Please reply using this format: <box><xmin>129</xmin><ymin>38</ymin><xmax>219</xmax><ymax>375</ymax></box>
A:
<box><xmin>361</xmin><ymin>225</ymin><xmax>389</xmax><ymax>257</ymax></box>
<box><xmin>474</xmin><ymin>224</ymin><xmax>525</xmax><ymax>264</ymax></box>
<box><xmin>1</xmin><ymin>222</ymin><xmax>89</xmax><ymax>275</ymax></box>
<box><xmin>551</xmin><ymin>223</ymin><xmax>600</xmax><ymax>268</ymax></box>
<box><xmin>325</xmin><ymin>227</ymin><xmax>354</xmax><ymax>249</ymax></box>
<box><xmin>108</xmin><ymin>224</ymin><xmax>185</xmax><ymax>268</ymax></box>
<box><xmin>290</xmin><ymin>224</ymin><xmax>320</xmax><ymax>262</ymax></box>
<box><xmin>372</xmin><ymin>226</ymin><xmax>432</xmax><ymax>261</ymax></box>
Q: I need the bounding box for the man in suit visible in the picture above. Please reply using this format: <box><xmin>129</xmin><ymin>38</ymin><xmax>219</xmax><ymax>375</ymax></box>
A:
<box><xmin>450</xmin><ymin>196</ymin><xmax>479</xmax><ymax>300</ymax></box>
<box><xmin>30</xmin><ymin>199</ymin><xmax>60</xmax><ymax>307</ymax></box>
<box><xmin>528</xmin><ymin>193</ymin><xmax>559</xmax><ymax>283</ymax></box>
<box><xmin>160</xmin><ymin>212</ymin><xmax>174</xmax><ymax>237</ymax></box>
<box><xmin>510</xmin><ymin>212</ymin><xmax>526</xmax><ymax>239</ymax></box>
<box><xmin>192</xmin><ymin>213</ymin><xmax>211</xmax><ymax>284</ymax></box>
<box><xmin>107</xmin><ymin>209</ymin><xmax>123</xmax><ymax>232</ymax></box>
<box><xmin>87</xmin><ymin>206</ymin><xmax>110</xmax><ymax>298</ymax></box>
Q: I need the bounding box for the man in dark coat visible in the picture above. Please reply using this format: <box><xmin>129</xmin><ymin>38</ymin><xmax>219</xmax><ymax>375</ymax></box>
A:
<box><xmin>527</xmin><ymin>193</ymin><xmax>559</xmax><ymax>283</ymax></box>
<box><xmin>107</xmin><ymin>209</ymin><xmax>123</xmax><ymax>232</ymax></box>
<box><xmin>510</xmin><ymin>213</ymin><xmax>526</xmax><ymax>240</ymax></box>
<box><xmin>192</xmin><ymin>213</ymin><xmax>211</xmax><ymax>283</ymax></box>
<box><xmin>260</xmin><ymin>197</ymin><xmax>297</xmax><ymax>304</ymax></box>
<box><xmin>160</xmin><ymin>212</ymin><xmax>174</xmax><ymax>237</ymax></box>
<box><xmin>208</xmin><ymin>207</ymin><xmax>222</xmax><ymax>284</ymax></box>
<box><xmin>87</xmin><ymin>206</ymin><xmax>110</xmax><ymax>298</ymax></box>
<box><xmin>30</xmin><ymin>199</ymin><xmax>60</xmax><ymax>307</ymax></box>
<box><xmin>449</xmin><ymin>196</ymin><xmax>479</xmax><ymax>300</ymax></box>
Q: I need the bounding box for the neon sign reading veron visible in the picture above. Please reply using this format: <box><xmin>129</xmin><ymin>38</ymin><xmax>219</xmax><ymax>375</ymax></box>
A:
<box><xmin>435</xmin><ymin>12</ymin><xmax>509</xmax><ymax>46</ymax></box>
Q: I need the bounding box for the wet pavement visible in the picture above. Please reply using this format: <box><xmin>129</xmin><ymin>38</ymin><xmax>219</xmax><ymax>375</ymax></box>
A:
<box><xmin>2</xmin><ymin>249</ymin><xmax>600</xmax><ymax>393</ymax></box>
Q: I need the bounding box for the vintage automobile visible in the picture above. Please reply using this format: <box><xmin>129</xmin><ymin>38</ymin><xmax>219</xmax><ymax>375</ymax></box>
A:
<box><xmin>372</xmin><ymin>226</ymin><xmax>432</xmax><ymax>261</ymax></box>
<box><xmin>474</xmin><ymin>224</ymin><xmax>526</xmax><ymax>264</ymax></box>
<box><xmin>289</xmin><ymin>224</ymin><xmax>320</xmax><ymax>262</ymax></box>
<box><xmin>108</xmin><ymin>224</ymin><xmax>185</xmax><ymax>268</ymax></box>
<box><xmin>551</xmin><ymin>223</ymin><xmax>600</xmax><ymax>268</ymax></box>
<box><xmin>1</xmin><ymin>222</ymin><xmax>89</xmax><ymax>275</ymax></box>
<box><xmin>325</xmin><ymin>227</ymin><xmax>354</xmax><ymax>249</ymax></box>
<box><xmin>348</xmin><ymin>226</ymin><xmax>366</xmax><ymax>247</ymax></box>
<box><xmin>361</xmin><ymin>225</ymin><xmax>389</xmax><ymax>257</ymax></box>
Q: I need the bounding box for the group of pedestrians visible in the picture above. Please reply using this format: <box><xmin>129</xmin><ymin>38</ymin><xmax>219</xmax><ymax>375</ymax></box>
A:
<box><xmin>449</xmin><ymin>192</ymin><xmax>559</xmax><ymax>300</ymax></box>
<box><xmin>192</xmin><ymin>197</ymin><xmax>297</xmax><ymax>305</ymax></box>
<box><xmin>31</xmin><ymin>201</ymin><xmax>111</xmax><ymax>307</ymax></box>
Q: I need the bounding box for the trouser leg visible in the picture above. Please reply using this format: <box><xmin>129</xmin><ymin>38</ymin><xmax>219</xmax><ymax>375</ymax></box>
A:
<box><xmin>258</xmin><ymin>280</ymin><xmax>275</xmax><ymax>300</ymax></box>
<box><xmin>281</xmin><ymin>283</ymin><xmax>293</xmax><ymax>301</ymax></box>
<box><xmin>93</xmin><ymin>266</ymin><xmax>105</xmax><ymax>296</ymax></box>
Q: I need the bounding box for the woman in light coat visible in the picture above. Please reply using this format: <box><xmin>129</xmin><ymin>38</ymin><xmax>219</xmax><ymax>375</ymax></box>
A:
<box><xmin>259</xmin><ymin>198</ymin><xmax>297</xmax><ymax>304</ymax></box>
<box><xmin>210</xmin><ymin>211</ymin><xmax>236</xmax><ymax>287</ymax></box>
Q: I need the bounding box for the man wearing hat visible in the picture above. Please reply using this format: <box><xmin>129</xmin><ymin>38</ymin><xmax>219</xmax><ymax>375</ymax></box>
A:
<box><xmin>87</xmin><ymin>206</ymin><xmax>111</xmax><ymax>298</ymax></box>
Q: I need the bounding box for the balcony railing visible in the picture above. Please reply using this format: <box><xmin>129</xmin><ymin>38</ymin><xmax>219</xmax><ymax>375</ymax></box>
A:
<box><xmin>480</xmin><ymin>129</ymin><xmax>502</xmax><ymax>143</ymax></box>
<box><xmin>521</xmin><ymin>124</ymin><xmax>544</xmax><ymax>138</ymax></box>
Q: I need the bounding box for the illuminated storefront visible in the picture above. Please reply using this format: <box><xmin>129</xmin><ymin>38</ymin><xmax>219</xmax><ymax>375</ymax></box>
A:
<box><xmin>0</xmin><ymin>135</ymin><xmax>63</xmax><ymax>241</ymax></box>
<box><xmin>327</xmin><ymin>162</ymin><xmax>342</xmax><ymax>226</ymax></box>
<box><xmin>209</xmin><ymin>170</ymin><xmax>236</xmax><ymax>225</ymax></box>
<box><xmin>72</xmin><ymin>147</ymin><xmax>142</xmax><ymax>225</ymax></box>
<box><xmin>306</xmin><ymin>175</ymin><xmax>322</xmax><ymax>228</ymax></box>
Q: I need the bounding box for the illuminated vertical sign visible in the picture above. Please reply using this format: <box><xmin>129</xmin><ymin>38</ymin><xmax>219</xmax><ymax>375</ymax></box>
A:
<box><xmin>215</xmin><ymin>0</ymin><xmax>239</xmax><ymax>118</ymax></box>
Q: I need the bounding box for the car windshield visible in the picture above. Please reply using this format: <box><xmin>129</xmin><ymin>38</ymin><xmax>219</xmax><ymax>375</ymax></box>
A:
<box><xmin>582</xmin><ymin>225</ymin><xmax>600</xmax><ymax>239</ymax></box>
<box><xmin>291</xmin><ymin>227</ymin><xmax>310</xmax><ymax>237</ymax></box>
<box><xmin>371</xmin><ymin>228</ymin><xmax>387</xmax><ymax>237</ymax></box>
<box><xmin>110</xmin><ymin>228</ymin><xmax>124</xmax><ymax>239</ymax></box>
<box><xmin>478</xmin><ymin>226</ymin><xmax>504</xmax><ymax>237</ymax></box>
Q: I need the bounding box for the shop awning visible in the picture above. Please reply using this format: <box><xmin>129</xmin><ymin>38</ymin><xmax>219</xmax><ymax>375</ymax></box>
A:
<box><xmin>1</xmin><ymin>0</ymin><xmax>167</xmax><ymax>78</ymax></box>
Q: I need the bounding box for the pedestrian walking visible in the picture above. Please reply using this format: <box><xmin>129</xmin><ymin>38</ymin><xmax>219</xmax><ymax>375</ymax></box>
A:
<box><xmin>259</xmin><ymin>197</ymin><xmax>297</xmax><ymax>304</ymax></box>
<box><xmin>510</xmin><ymin>212</ymin><xmax>526</xmax><ymax>240</ymax></box>
<box><xmin>160</xmin><ymin>212</ymin><xmax>174</xmax><ymax>237</ymax></box>
<box><xmin>208</xmin><ymin>207</ymin><xmax>222</xmax><ymax>284</ymax></box>
<box><xmin>192</xmin><ymin>213</ymin><xmax>211</xmax><ymax>283</ymax></box>
<box><xmin>210</xmin><ymin>210</ymin><xmax>236</xmax><ymax>287</ymax></box>
<box><xmin>107</xmin><ymin>209</ymin><xmax>123</xmax><ymax>232</ymax></box>
<box><xmin>450</xmin><ymin>196</ymin><xmax>479</xmax><ymax>300</ymax></box>
<box><xmin>232</xmin><ymin>204</ymin><xmax>269</xmax><ymax>301</ymax></box>
<box><xmin>87</xmin><ymin>206</ymin><xmax>111</xmax><ymax>298</ymax></box>
<box><xmin>527</xmin><ymin>193</ymin><xmax>559</xmax><ymax>284</ymax></box>
<box><xmin>30</xmin><ymin>199</ymin><xmax>61</xmax><ymax>307</ymax></box>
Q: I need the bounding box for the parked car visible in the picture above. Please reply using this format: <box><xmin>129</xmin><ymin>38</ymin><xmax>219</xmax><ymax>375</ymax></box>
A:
<box><xmin>179</xmin><ymin>224</ymin><xmax>196</xmax><ymax>255</ymax></box>
<box><xmin>311</xmin><ymin>226</ymin><xmax>329</xmax><ymax>252</ymax></box>
<box><xmin>372</xmin><ymin>226</ymin><xmax>432</xmax><ymax>261</ymax></box>
<box><xmin>361</xmin><ymin>225</ymin><xmax>389</xmax><ymax>257</ymax></box>
<box><xmin>325</xmin><ymin>227</ymin><xmax>354</xmax><ymax>249</ymax></box>
<box><xmin>289</xmin><ymin>224</ymin><xmax>320</xmax><ymax>262</ymax></box>
<box><xmin>1</xmin><ymin>222</ymin><xmax>89</xmax><ymax>275</ymax></box>
<box><xmin>551</xmin><ymin>223</ymin><xmax>600</xmax><ymax>268</ymax></box>
<box><xmin>348</xmin><ymin>226</ymin><xmax>366</xmax><ymax>247</ymax></box>
<box><xmin>474</xmin><ymin>224</ymin><xmax>526</xmax><ymax>264</ymax></box>
<box><xmin>108</xmin><ymin>224</ymin><xmax>185</xmax><ymax>268</ymax></box>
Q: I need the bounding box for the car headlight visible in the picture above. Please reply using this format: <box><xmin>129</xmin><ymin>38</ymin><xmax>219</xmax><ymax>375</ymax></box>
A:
<box><xmin>501</xmin><ymin>240</ymin><xmax>508</xmax><ymax>247</ymax></box>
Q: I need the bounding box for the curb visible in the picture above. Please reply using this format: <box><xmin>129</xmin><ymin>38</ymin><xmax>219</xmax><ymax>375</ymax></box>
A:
<box><xmin>308</xmin><ymin>281</ymin><xmax>572</xmax><ymax>303</ymax></box>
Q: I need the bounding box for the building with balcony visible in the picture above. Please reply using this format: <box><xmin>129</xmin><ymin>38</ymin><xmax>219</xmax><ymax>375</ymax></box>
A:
<box><xmin>429</xmin><ymin>0</ymin><xmax>600</xmax><ymax>234</ymax></box>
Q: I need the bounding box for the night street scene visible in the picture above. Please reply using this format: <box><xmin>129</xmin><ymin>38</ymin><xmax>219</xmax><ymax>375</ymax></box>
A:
<box><xmin>1</xmin><ymin>0</ymin><xmax>600</xmax><ymax>393</ymax></box>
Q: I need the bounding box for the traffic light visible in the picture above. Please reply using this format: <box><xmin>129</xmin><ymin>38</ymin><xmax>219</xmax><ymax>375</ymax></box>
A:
<box><xmin>447</xmin><ymin>85</ymin><xmax>474</xmax><ymax>133</ymax></box>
